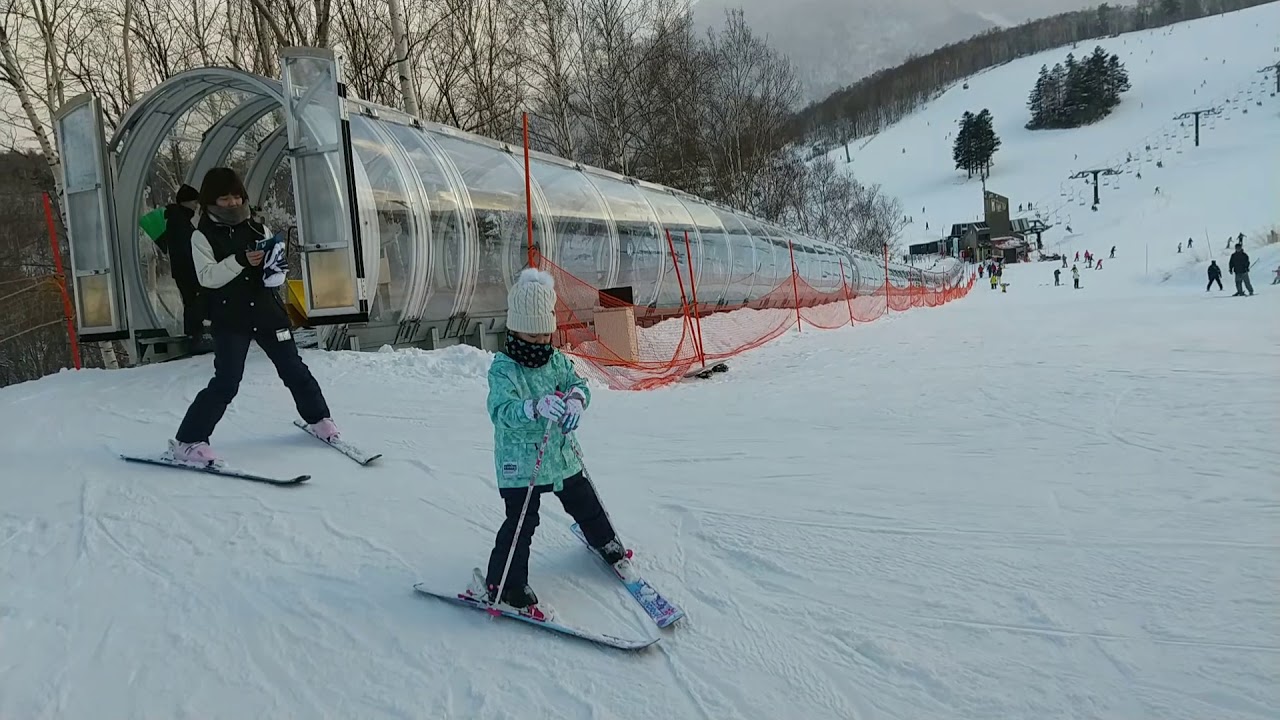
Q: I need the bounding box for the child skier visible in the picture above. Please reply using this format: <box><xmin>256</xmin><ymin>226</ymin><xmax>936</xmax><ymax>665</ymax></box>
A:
<box><xmin>466</xmin><ymin>267</ymin><xmax>626</xmax><ymax>621</ymax></box>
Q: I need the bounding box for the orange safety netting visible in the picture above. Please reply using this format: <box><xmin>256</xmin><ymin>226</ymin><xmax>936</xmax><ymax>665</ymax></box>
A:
<box><xmin>541</xmin><ymin>240</ymin><xmax>976</xmax><ymax>391</ymax></box>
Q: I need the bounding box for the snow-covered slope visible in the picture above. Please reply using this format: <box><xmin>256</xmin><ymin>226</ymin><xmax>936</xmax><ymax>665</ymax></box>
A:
<box><xmin>840</xmin><ymin>0</ymin><xmax>1280</xmax><ymax>283</ymax></box>
<box><xmin>2</xmin><ymin>239</ymin><xmax>1277</xmax><ymax>719</ymax></box>
<box><xmin>3</xmin><ymin>9</ymin><xmax>1279</xmax><ymax>720</ymax></box>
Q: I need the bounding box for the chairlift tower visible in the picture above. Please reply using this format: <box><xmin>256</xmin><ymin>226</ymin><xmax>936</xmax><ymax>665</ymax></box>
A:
<box><xmin>1069</xmin><ymin>167</ymin><xmax>1122</xmax><ymax>207</ymax></box>
<box><xmin>1173</xmin><ymin>106</ymin><xmax>1222</xmax><ymax>147</ymax></box>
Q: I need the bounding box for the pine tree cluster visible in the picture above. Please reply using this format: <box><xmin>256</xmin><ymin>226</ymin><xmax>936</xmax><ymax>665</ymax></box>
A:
<box><xmin>1025</xmin><ymin>46</ymin><xmax>1132</xmax><ymax>130</ymax></box>
<box><xmin>952</xmin><ymin>109</ymin><xmax>1001</xmax><ymax>179</ymax></box>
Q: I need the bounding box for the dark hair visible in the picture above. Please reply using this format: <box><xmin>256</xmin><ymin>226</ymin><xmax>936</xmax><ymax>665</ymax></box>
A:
<box><xmin>175</xmin><ymin>184</ymin><xmax>198</xmax><ymax>204</ymax></box>
<box><xmin>198</xmin><ymin>167</ymin><xmax>248</xmax><ymax>209</ymax></box>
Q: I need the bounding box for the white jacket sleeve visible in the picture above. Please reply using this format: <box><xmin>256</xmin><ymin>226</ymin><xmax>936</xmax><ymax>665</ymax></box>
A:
<box><xmin>192</xmin><ymin>230</ymin><xmax>247</xmax><ymax>289</ymax></box>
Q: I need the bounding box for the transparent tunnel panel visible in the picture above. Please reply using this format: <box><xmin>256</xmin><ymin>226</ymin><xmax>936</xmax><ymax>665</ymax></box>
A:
<box><xmin>348</xmin><ymin>114</ymin><xmax>417</xmax><ymax>325</ymax></box>
<box><xmin>638</xmin><ymin>187</ymin><xmax>698</xmax><ymax>310</ymax></box>
<box><xmin>55</xmin><ymin>95</ymin><xmax>124</xmax><ymax>336</ymax></box>
<box><xmin>739</xmin><ymin>217</ymin><xmax>782</xmax><ymax>297</ymax></box>
<box><xmin>386</xmin><ymin>124</ymin><xmax>469</xmax><ymax>320</ymax></box>
<box><xmin>709</xmin><ymin>208</ymin><xmax>754</xmax><ymax>305</ymax></box>
<box><xmin>585</xmin><ymin>173</ymin><xmax>663</xmax><ymax>308</ymax></box>
<box><xmin>430</xmin><ymin>133</ymin><xmax>543</xmax><ymax>318</ymax></box>
<box><xmin>529</xmin><ymin>159</ymin><xmax>618</xmax><ymax>316</ymax></box>
<box><xmin>281</xmin><ymin>49</ymin><xmax>364</xmax><ymax>318</ymax></box>
<box><xmin>675</xmin><ymin>198</ymin><xmax>731</xmax><ymax>307</ymax></box>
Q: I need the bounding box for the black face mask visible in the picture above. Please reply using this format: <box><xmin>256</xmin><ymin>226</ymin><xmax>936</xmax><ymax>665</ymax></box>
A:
<box><xmin>505</xmin><ymin>333</ymin><xmax>553</xmax><ymax>369</ymax></box>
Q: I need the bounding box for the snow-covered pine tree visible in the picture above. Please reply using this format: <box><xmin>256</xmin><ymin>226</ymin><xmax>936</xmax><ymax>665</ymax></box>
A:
<box><xmin>953</xmin><ymin>111</ymin><xmax>976</xmax><ymax>178</ymax></box>
<box><xmin>1047</xmin><ymin>63</ymin><xmax>1067</xmax><ymax>126</ymax></box>
<box><xmin>1026</xmin><ymin>65</ymin><xmax>1049</xmax><ymax>129</ymax></box>
<box><xmin>972</xmin><ymin>109</ymin><xmax>1001</xmax><ymax>178</ymax></box>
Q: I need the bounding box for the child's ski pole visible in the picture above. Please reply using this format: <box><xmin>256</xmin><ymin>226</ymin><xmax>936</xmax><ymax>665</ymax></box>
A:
<box><xmin>489</xmin><ymin>416</ymin><xmax>556</xmax><ymax>613</ymax></box>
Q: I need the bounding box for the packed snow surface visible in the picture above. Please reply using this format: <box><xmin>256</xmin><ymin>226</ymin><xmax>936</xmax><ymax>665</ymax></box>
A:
<box><xmin>4</xmin><ymin>6</ymin><xmax>1280</xmax><ymax>720</ymax></box>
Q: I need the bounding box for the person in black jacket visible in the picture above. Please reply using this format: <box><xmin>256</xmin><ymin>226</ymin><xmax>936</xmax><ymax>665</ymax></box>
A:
<box><xmin>1228</xmin><ymin>243</ymin><xmax>1254</xmax><ymax>296</ymax></box>
<box><xmin>167</xmin><ymin>167</ymin><xmax>341</xmax><ymax>466</ymax></box>
<box><xmin>1206</xmin><ymin>260</ymin><xmax>1223</xmax><ymax>291</ymax></box>
<box><xmin>156</xmin><ymin>184</ymin><xmax>210</xmax><ymax>349</ymax></box>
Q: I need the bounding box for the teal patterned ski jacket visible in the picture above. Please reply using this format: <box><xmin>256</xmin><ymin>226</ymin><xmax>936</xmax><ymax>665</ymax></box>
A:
<box><xmin>487</xmin><ymin>350</ymin><xmax>592</xmax><ymax>491</ymax></box>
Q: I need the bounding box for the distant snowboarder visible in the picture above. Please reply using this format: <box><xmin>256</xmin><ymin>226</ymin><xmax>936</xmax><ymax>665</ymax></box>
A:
<box><xmin>1206</xmin><ymin>260</ymin><xmax>1223</xmax><ymax>291</ymax></box>
<box><xmin>1072</xmin><ymin>264</ymin><xmax>1080</xmax><ymax>289</ymax></box>
<box><xmin>1228</xmin><ymin>244</ymin><xmax>1254</xmax><ymax>296</ymax></box>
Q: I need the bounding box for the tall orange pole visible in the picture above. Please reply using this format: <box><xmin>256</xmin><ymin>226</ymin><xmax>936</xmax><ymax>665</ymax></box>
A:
<box><xmin>43</xmin><ymin>191</ymin><xmax>80</xmax><ymax>369</ymax></box>
<box><xmin>522</xmin><ymin>112</ymin><xmax>535</xmax><ymax>268</ymax></box>
<box><xmin>787</xmin><ymin>240</ymin><xmax>802</xmax><ymax>332</ymax></box>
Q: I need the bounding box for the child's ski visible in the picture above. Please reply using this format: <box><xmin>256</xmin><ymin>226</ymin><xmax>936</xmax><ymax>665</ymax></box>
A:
<box><xmin>121</xmin><ymin>454</ymin><xmax>310</xmax><ymax>485</ymax></box>
<box><xmin>412</xmin><ymin>582</ymin><xmax>658</xmax><ymax>651</ymax></box>
<box><xmin>569</xmin><ymin>523</ymin><xmax>684</xmax><ymax>628</ymax></box>
<box><xmin>293</xmin><ymin>420</ymin><xmax>382</xmax><ymax>465</ymax></box>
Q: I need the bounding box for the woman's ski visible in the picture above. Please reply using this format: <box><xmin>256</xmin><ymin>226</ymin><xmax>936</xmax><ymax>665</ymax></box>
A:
<box><xmin>293</xmin><ymin>420</ymin><xmax>382</xmax><ymax>465</ymax></box>
<box><xmin>569</xmin><ymin>523</ymin><xmax>684</xmax><ymax>628</ymax></box>
<box><xmin>121</xmin><ymin>454</ymin><xmax>310</xmax><ymax>485</ymax></box>
<box><xmin>412</xmin><ymin>582</ymin><xmax>658</xmax><ymax>651</ymax></box>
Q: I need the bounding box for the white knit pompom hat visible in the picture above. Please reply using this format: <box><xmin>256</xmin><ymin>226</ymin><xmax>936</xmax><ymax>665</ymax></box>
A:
<box><xmin>506</xmin><ymin>268</ymin><xmax>557</xmax><ymax>334</ymax></box>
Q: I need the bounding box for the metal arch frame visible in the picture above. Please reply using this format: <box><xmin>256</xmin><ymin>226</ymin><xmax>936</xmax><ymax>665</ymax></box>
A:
<box><xmin>188</xmin><ymin>95</ymin><xmax>281</xmax><ymax>188</ymax></box>
<box><xmin>108</xmin><ymin>69</ymin><xmax>286</xmax><ymax>333</ymax></box>
<box><xmin>245</xmin><ymin>125</ymin><xmax>291</xmax><ymax>205</ymax></box>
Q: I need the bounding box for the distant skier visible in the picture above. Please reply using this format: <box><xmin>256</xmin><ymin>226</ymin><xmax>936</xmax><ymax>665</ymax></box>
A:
<box><xmin>1054</xmin><ymin>268</ymin><xmax>1061</xmax><ymax>286</ymax></box>
<box><xmin>1271</xmin><ymin>265</ymin><xmax>1280</xmax><ymax>285</ymax></box>
<box><xmin>166</xmin><ymin>167</ymin><xmax>342</xmax><ymax>466</ymax></box>
<box><xmin>1206</xmin><ymin>260</ymin><xmax>1223</xmax><ymax>291</ymax></box>
<box><xmin>1109</xmin><ymin>246</ymin><xmax>1116</xmax><ymax>259</ymax></box>
<box><xmin>1072</xmin><ymin>264</ymin><xmax>1080</xmax><ymax>289</ymax></box>
<box><xmin>1228</xmin><ymin>243</ymin><xmax>1254</xmax><ymax>296</ymax></box>
<box><xmin>978</xmin><ymin>265</ymin><xmax>984</xmax><ymax>278</ymax></box>
<box><xmin>466</xmin><ymin>268</ymin><xmax>626</xmax><ymax>621</ymax></box>
<box><xmin>1095</xmin><ymin>259</ymin><xmax>1103</xmax><ymax>270</ymax></box>
<box><xmin>1187</xmin><ymin>237</ymin><xmax>1193</xmax><ymax>248</ymax></box>
<box><xmin>1177</xmin><ymin>242</ymin><xmax>1182</xmax><ymax>254</ymax></box>
<box><xmin>1075</xmin><ymin>251</ymin><xmax>1080</xmax><ymax>262</ymax></box>
<box><xmin>157</xmin><ymin>184</ymin><xmax>209</xmax><ymax>349</ymax></box>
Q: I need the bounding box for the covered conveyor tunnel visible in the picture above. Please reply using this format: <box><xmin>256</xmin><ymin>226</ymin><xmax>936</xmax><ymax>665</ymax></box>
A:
<box><xmin>51</xmin><ymin>48</ymin><xmax>964</xmax><ymax>364</ymax></box>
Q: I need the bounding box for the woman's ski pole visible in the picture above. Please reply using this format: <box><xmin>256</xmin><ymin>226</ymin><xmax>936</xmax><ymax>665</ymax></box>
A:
<box><xmin>489</xmin><ymin>416</ymin><xmax>556</xmax><ymax>613</ymax></box>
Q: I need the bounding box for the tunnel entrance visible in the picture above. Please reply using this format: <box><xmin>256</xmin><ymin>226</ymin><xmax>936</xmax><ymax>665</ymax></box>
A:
<box><xmin>52</xmin><ymin>47</ymin><xmax>930</xmax><ymax>369</ymax></box>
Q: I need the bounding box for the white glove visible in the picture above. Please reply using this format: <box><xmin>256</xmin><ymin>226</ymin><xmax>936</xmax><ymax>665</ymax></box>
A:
<box><xmin>533</xmin><ymin>394</ymin><xmax>567</xmax><ymax>421</ymax></box>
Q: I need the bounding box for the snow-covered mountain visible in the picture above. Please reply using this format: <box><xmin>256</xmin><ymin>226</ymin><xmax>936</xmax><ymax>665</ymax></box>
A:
<box><xmin>693</xmin><ymin>0</ymin><xmax>1107</xmax><ymax>101</ymax></box>
<box><xmin>2</xmin><ymin>6</ymin><xmax>1278</xmax><ymax>719</ymax></box>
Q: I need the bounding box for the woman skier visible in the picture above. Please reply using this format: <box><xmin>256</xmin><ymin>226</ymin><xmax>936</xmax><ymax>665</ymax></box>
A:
<box><xmin>466</xmin><ymin>267</ymin><xmax>626</xmax><ymax>621</ymax></box>
<box><xmin>167</xmin><ymin>167</ymin><xmax>341</xmax><ymax>465</ymax></box>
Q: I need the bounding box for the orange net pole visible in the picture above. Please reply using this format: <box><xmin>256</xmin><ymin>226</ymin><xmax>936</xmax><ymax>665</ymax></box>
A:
<box><xmin>43</xmin><ymin>191</ymin><xmax>79</xmax><ymax>369</ymax></box>
<box><xmin>788</xmin><ymin>240</ymin><xmax>802</xmax><ymax>332</ymax></box>
<box><xmin>882</xmin><ymin>242</ymin><xmax>890</xmax><ymax>316</ymax></box>
<box><xmin>682</xmin><ymin>230</ymin><xmax>706</xmax><ymax>366</ymax></box>
<box><xmin>839</xmin><ymin>258</ymin><xmax>854</xmax><ymax>327</ymax></box>
<box><xmin>663</xmin><ymin>228</ymin><xmax>698</xmax><ymax>357</ymax></box>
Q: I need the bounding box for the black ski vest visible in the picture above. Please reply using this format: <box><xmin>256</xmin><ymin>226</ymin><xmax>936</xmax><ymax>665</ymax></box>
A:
<box><xmin>198</xmin><ymin>215</ymin><xmax>291</xmax><ymax>335</ymax></box>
